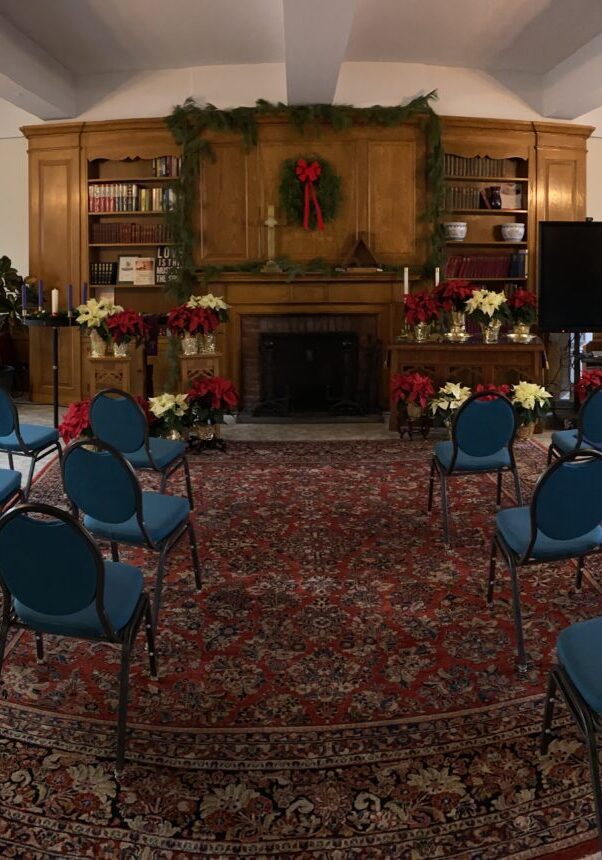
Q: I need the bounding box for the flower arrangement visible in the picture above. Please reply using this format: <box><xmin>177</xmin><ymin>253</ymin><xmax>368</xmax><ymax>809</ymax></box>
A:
<box><xmin>390</xmin><ymin>372</ymin><xmax>435</xmax><ymax>409</ymax></box>
<box><xmin>75</xmin><ymin>298</ymin><xmax>123</xmax><ymax>340</ymax></box>
<box><xmin>166</xmin><ymin>303</ymin><xmax>220</xmax><ymax>337</ymax></box>
<box><xmin>403</xmin><ymin>291</ymin><xmax>441</xmax><ymax>326</ymax></box>
<box><xmin>464</xmin><ymin>288</ymin><xmax>508</xmax><ymax>325</ymax></box>
<box><xmin>105</xmin><ymin>308</ymin><xmax>147</xmax><ymax>346</ymax></box>
<box><xmin>510</xmin><ymin>381</ymin><xmax>552</xmax><ymax>426</ymax></box>
<box><xmin>59</xmin><ymin>399</ymin><xmax>92</xmax><ymax>444</ymax></box>
<box><xmin>187</xmin><ymin>293</ymin><xmax>230</xmax><ymax>323</ymax></box>
<box><xmin>186</xmin><ymin>375</ymin><xmax>239</xmax><ymax>425</ymax></box>
<box><xmin>433</xmin><ymin>279</ymin><xmax>474</xmax><ymax>312</ymax></box>
<box><xmin>575</xmin><ymin>369</ymin><xmax>602</xmax><ymax>403</ymax></box>
<box><xmin>429</xmin><ymin>382</ymin><xmax>472</xmax><ymax>423</ymax></box>
<box><xmin>148</xmin><ymin>392</ymin><xmax>189</xmax><ymax>437</ymax></box>
<box><xmin>506</xmin><ymin>289</ymin><xmax>537</xmax><ymax>326</ymax></box>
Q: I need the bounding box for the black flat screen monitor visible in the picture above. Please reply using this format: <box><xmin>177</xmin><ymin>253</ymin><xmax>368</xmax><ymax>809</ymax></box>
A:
<box><xmin>539</xmin><ymin>220</ymin><xmax>602</xmax><ymax>331</ymax></box>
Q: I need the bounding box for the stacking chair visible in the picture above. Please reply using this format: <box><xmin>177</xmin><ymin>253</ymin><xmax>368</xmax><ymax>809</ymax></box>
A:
<box><xmin>89</xmin><ymin>388</ymin><xmax>194</xmax><ymax>508</ymax></box>
<box><xmin>62</xmin><ymin>439</ymin><xmax>201</xmax><ymax>629</ymax></box>
<box><xmin>488</xmin><ymin>449</ymin><xmax>602</xmax><ymax>672</ymax></box>
<box><xmin>0</xmin><ymin>503</ymin><xmax>157</xmax><ymax>773</ymax></box>
<box><xmin>541</xmin><ymin>618</ymin><xmax>602</xmax><ymax>849</ymax></box>
<box><xmin>548</xmin><ymin>387</ymin><xmax>602</xmax><ymax>463</ymax></box>
<box><xmin>0</xmin><ymin>389</ymin><xmax>61</xmax><ymax>499</ymax></box>
<box><xmin>427</xmin><ymin>390</ymin><xmax>522</xmax><ymax>544</ymax></box>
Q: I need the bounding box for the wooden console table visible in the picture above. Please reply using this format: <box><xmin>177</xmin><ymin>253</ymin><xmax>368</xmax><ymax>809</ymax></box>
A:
<box><xmin>179</xmin><ymin>353</ymin><xmax>222</xmax><ymax>391</ymax></box>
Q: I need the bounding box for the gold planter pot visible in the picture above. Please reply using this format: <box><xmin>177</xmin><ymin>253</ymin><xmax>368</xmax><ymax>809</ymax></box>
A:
<box><xmin>413</xmin><ymin>323</ymin><xmax>430</xmax><ymax>343</ymax></box>
<box><xmin>181</xmin><ymin>334</ymin><xmax>199</xmax><ymax>356</ymax></box>
<box><xmin>516</xmin><ymin>422</ymin><xmax>535</xmax><ymax>440</ymax></box>
<box><xmin>200</xmin><ymin>332</ymin><xmax>217</xmax><ymax>353</ymax></box>
<box><xmin>406</xmin><ymin>402</ymin><xmax>424</xmax><ymax>419</ymax></box>
<box><xmin>446</xmin><ymin>311</ymin><xmax>469</xmax><ymax>342</ymax></box>
<box><xmin>112</xmin><ymin>341</ymin><xmax>130</xmax><ymax>358</ymax></box>
<box><xmin>512</xmin><ymin>323</ymin><xmax>533</xmax><ymax>342</ymax></box>
<box><xmin>89</xmin><ymin>329</ymin><xmax>107</xmax><ymax>358</ymax></box>
<box><xmin>480</xmin><ymin>320</ymin><xmax>501</xmax><ymax>344</ymax></box>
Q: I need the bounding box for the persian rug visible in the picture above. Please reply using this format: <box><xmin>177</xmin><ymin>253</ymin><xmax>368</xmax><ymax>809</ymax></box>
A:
<box><xmin>0</xmin><ymin>439</ymin><xmax>601</xmax><ymax>858</ymax></box>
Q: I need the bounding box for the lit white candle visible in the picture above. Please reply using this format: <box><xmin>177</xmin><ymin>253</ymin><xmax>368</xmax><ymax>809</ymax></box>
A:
<box><xmin>403</xmin><ymin>267</ymin><xmax>409</xmax><ymax>296</ymax></box>
<box><xmin>51</xmin><ymin>288</ymin><xmax>59</xmax><ymax>315</ymax></box>
<box><xmin>435</xmin><ymin>267</ymin><xmax>440</xmax><ymax>287</ymax></box>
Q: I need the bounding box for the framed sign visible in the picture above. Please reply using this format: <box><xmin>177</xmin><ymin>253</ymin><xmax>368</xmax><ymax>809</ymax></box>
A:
<box><xmin>117</xmin><ymin>255</ymin><xmax>138</xmax><ymax>283</ymax></box>
<box><xmin>133</xmin><ymin>256</ymin><xmax>156</xmax><ymax>286</ymax></box>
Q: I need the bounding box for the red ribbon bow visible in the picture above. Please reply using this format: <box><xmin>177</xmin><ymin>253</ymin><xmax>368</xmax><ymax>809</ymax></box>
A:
<box><xmin>295</xmin><ymin>158</ymin><xmax>324</xmax><ymax>231</ymax></box>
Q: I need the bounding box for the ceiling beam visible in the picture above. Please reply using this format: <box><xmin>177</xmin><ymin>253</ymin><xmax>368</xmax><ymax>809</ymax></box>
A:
<box><xmin>543</xmin><ymin>31</ymin><xmax>602</xmax><ymax>119</ymax></box>
<box><xmin>282</xmin><ymin>0</ymin><xmax>357</xmax><ymax>104</ymax></box>
<box><xmin>0</xmin><ymin>13</ymin><xmax>75</xmax><ymax>119</ymax></box>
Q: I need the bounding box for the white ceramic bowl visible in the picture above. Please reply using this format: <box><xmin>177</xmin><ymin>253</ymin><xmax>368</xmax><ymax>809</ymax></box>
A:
<box><xmin>501</xmin><ymin>223</ymin><xmax>525</xmax><ymax>242</ymax></box>
<box><xmin>443</xmin><ymin>222</ymin><xmax>467</xmax><ymax>241</ymax></box>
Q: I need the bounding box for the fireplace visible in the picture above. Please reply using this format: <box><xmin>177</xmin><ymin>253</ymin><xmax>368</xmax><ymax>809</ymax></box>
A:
<box><xmin>241</xmin><ymin>314</ymin><xmax>380</xmax><ymax>416</ymax></box>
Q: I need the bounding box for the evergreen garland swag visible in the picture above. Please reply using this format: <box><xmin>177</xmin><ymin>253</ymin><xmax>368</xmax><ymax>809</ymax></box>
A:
<box><xmin>279</xmin><ymin>156</ymin><xmax>342</xmax><ymax>230</ymax></box>
<box><xmin>165</xmin><ymin>92</ymin><xmax>444</xmax><ymax>301</ymax></box>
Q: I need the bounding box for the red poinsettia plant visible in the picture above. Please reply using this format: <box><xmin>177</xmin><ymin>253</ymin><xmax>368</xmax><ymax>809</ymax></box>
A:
<box><xmin>433</xmin><ymin>279</ymin><xmax>475</xmax><ymax>312</ymax></box>
<box><xmin>186</xmin><ymin>375</ymin><xmax>239</xmax><ymax>424</ymax></box>
<box><xmin>167</xmin><ymin>304</ymin><xmax>220</xmax><ymax>337</ymax></box>
<box><xmin>575</xmin><ymin>369</ymin><xmax>602</xmax><ymax>403</ymax></box>
<box><xmin>106</xmin><ymin>308</ymin><xmax>148</xmax><ymax>346</ymax></box>
<box><xmin>506</xmin><ymin>289</ymin><xmax>537</xmax><ymax>325</ymax></box>
<box><xmin>59</xmin><ymin>395</ymin><xmax>152</xmax><ymax>444</ymax></box>
<box><xmin>474</xmin><ymin>383</ymin><xmax>512</xmax><ymax>401</ymax></box>
<box><xmin>390</xmin><ymin>372</ymin><xmax>435</xmax><ymax>409</ymax></box>
<box><xmin>403</xmin><ymin>291</ymin><xmax>441</xmax><ymax>326</ymax></box>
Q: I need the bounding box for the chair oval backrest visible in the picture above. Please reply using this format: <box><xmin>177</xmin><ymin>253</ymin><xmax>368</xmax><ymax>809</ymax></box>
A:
<box><xmin>452</xmin><ymin>392</ymin><xmax>516</xmax><ymax>458</ymax></box>
<box><xmin>0</xmin><ymin>504</ymin><xmax>101</xmax><ymax>616</ymax></box>
<box><xmin>89</xmin><ymin>389</ymin><xmax>147</xmax><ymax>454</ymax></box>
<box><xmin>580</xmin><ymin>388</ymin><xmax>602</xmax><ymax>446</ymax></box>
<box><xmin>63</xmin><ymin>440</ymin><xmax>139</xmax><ymax>524</ymax></box>
<box><xmin>533</xmin><ymin>451</ymin><xmax>602</xmax><ymax>541</ymax></box>
<box><xmin>0</xmin><ymin>388</ymin><xmax>17</xmax><ymax>437</ymax></box>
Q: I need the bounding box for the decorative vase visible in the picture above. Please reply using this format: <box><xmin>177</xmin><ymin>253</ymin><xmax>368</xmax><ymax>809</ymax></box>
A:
<box><xmin>193</xmin><ymin>422</ymin><xmax>216</xmax><ymax>442</ymax></box>
<box><xmin>517</xmin><ymin>422</ymin><xmax>535</xmax><ymax>440</ymax></box>
<box><xmin>481</xmin><ymin>320</ymin><xmax>501</xmax><ymax>344</ymax></box>
<box><xmin>443</xmin><ymin>221</ymin><xmax>468</xmax><ymax>241</ymax></box>
<box><xmin>489</xmin><ymin>186</ymin><xmax>502</xmax><ymax>209</ymax></box>
<box><xmin>200</xmin><ymin>332</ymin><xmax>217</xmax><ymax>353</ymax></box>
<box><xmin>166</xmin><ymin>428</ymin><xmax>182</xmax><ymax>441</ymax></box>
<box><xmin>501</xmin><ymin>223</ymin><xmax>525</xmax><ymax>242</ymax></box>
<box><xmin>112</xmin><ymin>341</ymin><xmax>130</xmax><ymax>357</ymax></box>
<box><xmin>413</xmin><ymin>323</ymin><xmax>430</xmax><ymax>343</ymax></box>
<box><xmin>89</xmin><ymin>329</ymin><xmax>107</xmax><ymax>358</ymax></box>
<box><xmin>447</xmin><ymin>311</ymin><xmax>468</xmax><ymax>342</ymax></box>
<box><xmin>512</xmin><ymin>323</ymin><xmax>532</xmax><ymax>342</ymax></box>
<box><xmin>181</xmin><ymin>334</ymin><xmax>199</xmax><ymax>356</ymax></box>
<box><xmin>406</xmin><ymin>402</ymin><xmax>423</xmax><ymax>420</ymax></box>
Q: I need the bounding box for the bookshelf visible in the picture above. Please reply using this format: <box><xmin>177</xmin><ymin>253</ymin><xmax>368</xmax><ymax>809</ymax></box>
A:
<box><xmin>442</xmin><ymin>153</ymin><xmax>532</xmax><ymax>289</ymax></box>
<box><xmin>87</xmin><ymin>155</ymin><xmax>179</xmax><ymax>292</ymax></box>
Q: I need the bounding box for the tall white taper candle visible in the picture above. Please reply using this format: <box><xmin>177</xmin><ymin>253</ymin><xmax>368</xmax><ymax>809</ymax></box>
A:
<box><xmin>403</xmin><ymin>267</ymin><xmax>409</xmax><ymax>296</ymax></box>
<box><xmin>434</xmin><ymin>267</ymin><xmax>440</xmax><ymax>287</ymax></box>
<box><xmin>51</xmin><ymin>289</ymin><xmax>59</xmax><ymax>315</ymax></box>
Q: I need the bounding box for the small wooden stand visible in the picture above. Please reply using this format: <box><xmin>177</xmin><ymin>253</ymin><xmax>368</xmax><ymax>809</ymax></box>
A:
<box><xmin>88</xmin><ymin>354</ymin><xmax>144</xmax><ymax>398</ymax></box>
<box><xmin>179</xmin><ymin>352</ymin><xmax>222</xmax><ymax>391</ymax></box>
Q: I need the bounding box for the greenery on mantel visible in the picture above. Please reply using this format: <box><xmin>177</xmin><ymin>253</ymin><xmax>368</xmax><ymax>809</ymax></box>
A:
<box><xmin>165</xmin><ymin>93</ymin><xmax>445</xmax><ymax>301</ymax></box>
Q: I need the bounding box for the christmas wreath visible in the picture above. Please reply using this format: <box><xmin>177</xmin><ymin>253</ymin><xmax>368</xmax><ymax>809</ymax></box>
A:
<box><xmin>279</xmin><ymin>155</ymin><xmax>342</xmax><ymax>231</ymax></box>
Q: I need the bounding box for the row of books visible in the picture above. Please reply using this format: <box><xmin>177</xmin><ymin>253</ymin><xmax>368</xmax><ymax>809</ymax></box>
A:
<box><xmin>445</xmin><ymin>185</ymin><xmax>482</xmax><ymax>210</ymax></box>
<box><xmin>444</xmin><ymin>154</ymin><xmax>516</xmax><ymax>177</ymax></box>
<box><xmin>445</xmin><ymin>252</ymin><xmax>528</xmax><ymax>279</ymax></box>
<box><xmin>152</xmin><ymin>156</ymin><xmax>181</xmax><ymax>177</ymax></box>
<box><xmin>90</xmin><ymin>262</ymin><xmax>118</xmax><ymax>285</ymax></box>
<box><xmin>88</xmin><ymin>184</ymin><xmax>176</xmax><ymax>212</ymax></box>
<box><xmin>90</xmin><ymin>222</ymin><xmax>173</xmax><ymax>244</ymax></box>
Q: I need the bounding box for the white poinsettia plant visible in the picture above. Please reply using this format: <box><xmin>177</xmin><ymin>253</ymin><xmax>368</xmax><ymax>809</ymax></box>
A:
<box><xmin>76</xmin><ymin>298</ymin><xmax>124</xmax><ymax>341</ymax></box>
<box><xmin>510</xmin><ymin>381</ymin><xmax>552</xmax><ymax>426</ymax></box>
<box><xmin>429</xmin><ymin>382</ymin><xmax>472</xmax><ymax>424</ymax></box>
<box><xmin>187</xmin><ymin>293</ymin><xmax>230</xmax><ymax>322</ymax></box>
<box><xmin>465</xmin><ymin>288</ymin><xmax>508</xmax><ymax>325</ymax></box>
<box><xmin>148</xmin><ymin>392</ymin><xmax>189</xmax><ymax>436</ymax></box>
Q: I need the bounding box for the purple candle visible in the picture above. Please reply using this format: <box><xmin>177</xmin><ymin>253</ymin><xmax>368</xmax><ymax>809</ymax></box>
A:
<box><xmin>21</xmin><ymin>284</ymin><xmax>26</xmax><ymax>311</ymax></box>
<box><xmin>67</xmin><ymin>283</ymin><xmax>73</xmax><ymax>312</ymax></box>
<box><xmin>82</xmin><ymin>282</ymin><xmax>88</xmax><ymax>304</ymax></box>
<box><xmin>38</xmin><ymin>279</ymin><xmax>43</xmax><ymax>309</ymax></box>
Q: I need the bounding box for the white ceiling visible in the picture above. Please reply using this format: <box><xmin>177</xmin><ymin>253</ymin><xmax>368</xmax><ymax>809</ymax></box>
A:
<box><xmin>1</xmin><ymin>0</ymin><xmax>602</xmax><ymax>120</ymax></box>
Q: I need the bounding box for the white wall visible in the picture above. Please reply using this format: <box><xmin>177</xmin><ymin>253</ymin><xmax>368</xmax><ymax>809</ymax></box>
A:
<box><xmin>0</xmin><ymin>137</ymin><xmax>28</xmax><ymax>275</ymax></box>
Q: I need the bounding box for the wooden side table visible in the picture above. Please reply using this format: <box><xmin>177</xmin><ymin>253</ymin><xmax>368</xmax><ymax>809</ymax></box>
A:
<box><xmin>179</xmin><ymin>352</ymin><xmax>222</xmax><ymax>391</ymax></box>
<box><xmin>89</xmin><ymin>355</ymin><xmax>144</xmax><ymax>398</ymax></box>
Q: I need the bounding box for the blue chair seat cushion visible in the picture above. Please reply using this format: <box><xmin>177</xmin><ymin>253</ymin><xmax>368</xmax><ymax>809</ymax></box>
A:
<box><xmin>0</xmin><ymin>469</ymin><xmax>20</xmax><ymax>504</ymax></box>
<box><xmin>126</xmin><ymin>437</ymin><xmax>185</xmax><ymax>471</ymax></box>
<box><xmin>434</xmin><ymin>440</ymin><xmax>511</xmax><ymax>472</ymax></box>
<box><xmin>558</xmin><ymin>618</ymin><xmax>602</xmax><ymax>713</ymax></box>
<box><xmin>551</xmin><ymin>428</ymin><xmax>602</xmax><ymax>453</ymax></box>
<box><xmin>0</xmin><ymin>423</ymin><xmax>59</xmax><ymax>453</ymax></box>
<box><xmin>84</xmin><ymin>491</ymin><xmax>189</xmax><ymax>545</ymax></box>
<box><xmin>13</xmin><ymin>561</ymin><xmax>143</xmax><ymax>637</ymax></box>
<box><xmin>496</xmin><ymin>506</ymin><xmax>602</xmax><ymax>560</ymax></box>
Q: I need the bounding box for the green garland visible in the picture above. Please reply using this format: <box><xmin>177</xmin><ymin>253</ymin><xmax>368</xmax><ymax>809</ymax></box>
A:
<box><xmin>165</xmin><ymin>93</ymin><xmax>444</xmax><ymax>301</ymax></box>
<box><xmin>279</xmin><ymin>155</ymin><xmax>342</xmax><ymax>230</ymax></box>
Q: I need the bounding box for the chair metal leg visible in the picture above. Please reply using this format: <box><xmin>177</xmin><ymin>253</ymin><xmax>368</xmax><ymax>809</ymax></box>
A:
<box><xmin>23</xmin><ymin>455</ymin><xmax>36</xmax><ymax>501</ymax></box>
<box><xmin>115</xmin><ymin>640</ymin><xmax>133</xmax><ymax>775</ymax></box>
<box><xmin>183</xmin><ymin>456</ymin><xmax>194</xmax><ymax>510</ymax></box>
<box><xmin>151</xmin><ymin>544</ymin><xmax>171</xmax><ymax>630</ymax></box>
<box><xmin>439</xmin><ymin>472</ymin><xmax>450</xmax><ymax>544</ymax></box>
<box><xmin>487</xmin><ymin>537</ymin><xmax>498</xmax><ymax>603</ymax></box>
<box><xmin>540</xmin><ymin>671</ymin><xmax>558</xmax><ymax>754</ymax></box>
<box><xmin>512</xmin><ymin>466</ymin><xmax>523</xmax><ymax>506</ymax></box>
<box><xmin>427</xmin><ymin>458</ymin><xmax>436</xmax><ymax>513</ymax></box>
<box><xmin>584</xmin><ymin>719</ymin><xmax>602</xmax><ymax>849</ymax></box>
<box><xmin>188</xmin><ymin>519</ymin><xmax>202</xmax><ymax>589</ymax></box>
<box><xmin>576</xmin><ymin>557</ymin><xmax>585</xmax><ymax>590</ymax></box>
<box><xmin>159</xmin><ymin>470</ymin><xmax>168</xmax><ymax>494</ymax></box>
<box><xmin>144</xmin><ymin>599</ymin><xmax>158</xmax><ymax>679</ymax></box>
<box><xmin>0</xmin><ymin>618</ymin><xmax>10</xmax><ymax>676</ymax></box>
<box><xmin>110</xmin><ymin>542</ymin><xmax>120</xmax><ymax>563</ymax></box>
<box><xmin>35</xmin><ymin>632</ymin><xmax>44</xmax><ymax>664</ymax></box>
<box><xmin>547</xmin><ymin>444</ymin><xmax>555</xmax><ymax>465</ymax></box>
<box><xmin>496</xmin><ymin>471</ymin><xmax>502</xmax><ymax>507</ymax></box>
<box><xmin>7</xmin><ymin>452</ymin><xmax>13</xmax><ymax>470</ymax></box>
<box><xmin>508</xmin><ymin>558</ymin><xmax>528</xmax><ymax>673</ymax></box>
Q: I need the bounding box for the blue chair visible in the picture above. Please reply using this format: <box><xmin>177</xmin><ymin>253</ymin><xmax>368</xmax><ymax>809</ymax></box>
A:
<box><xmin>0</xmin><ymin>389</ymin><xmax>61</xmax><ymax>499</ymax></box>
<box><xmin>0</xmin><ymin>468</ymin><xmax>21</xmax><ymax>509</ymax></box>
<box><xmin>89</xmin><ymin>389</ymin><xmax>194</xmax><ymax>508</ymax></box>
<box><xmin>0</xmin><ymin>503</ymin><xmax>157</xmax><ymax>773</ymax></box>
<box><xmin>542</xmin><ymin>619</ymin><xmax>602</xmax><ymax>849</ymax></box>
<box><xmin>488</xmin><ymin>449</ymin><xmax>602</xmax><ymax>672</ymax></box>
<box><xmin>548</xmin><ymin>387</ymin><xmax>602</xmax><ymax>463</ymax></box>
<box><xmin>62</xmin><ymin>439</ymin><xmax>201</xmax><ymax>629</ymax></box>
<box><xmin>427</xmin><ymin>390</ymin><xmax>522</xmax><ymax>544</ymax></box>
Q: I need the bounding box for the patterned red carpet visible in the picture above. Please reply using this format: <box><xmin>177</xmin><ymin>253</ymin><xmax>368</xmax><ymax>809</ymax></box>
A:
<box><xmin>0</xmin><ymin>439</ymin><xmax>601</xmax><ymax>857</ymax></box>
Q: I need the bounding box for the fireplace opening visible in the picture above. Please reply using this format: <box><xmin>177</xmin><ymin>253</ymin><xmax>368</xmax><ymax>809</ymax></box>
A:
<box><xmin>254</xmin><ymin>332</ymin><xmax>362</xmax><ymax>416</ymax></box>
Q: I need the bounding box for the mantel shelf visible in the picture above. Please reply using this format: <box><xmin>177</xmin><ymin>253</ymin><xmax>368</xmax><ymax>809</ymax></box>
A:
<box><xmin>88</xmin><ymin>211</ymin><xmax>170</xmax><ymax>216</ymax></box>
<box><xmin>444</xmin><ymin>175</ymin><xmax>529</xmax><ymax>183</ymax></box>
<box><xmin>446</xmin><ymin>241</ymin><xmax>528</xmax><ymax>247</ymax></box>
<box><xmin>88</xmin><ymin>176</ymin><xmax>178</xmax><ymax>184</ymax></box>
<box><xmin>446</xmin><ymin>208</ymin><xmax>528</xmax><ymax>215</ymax></box>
